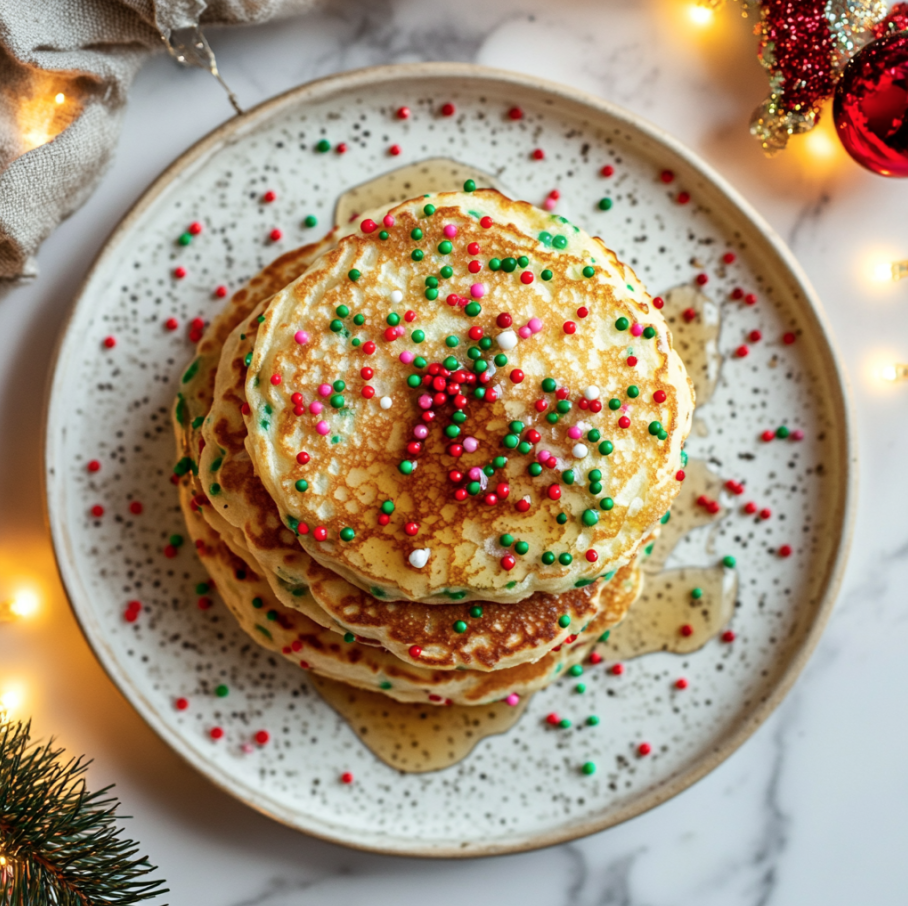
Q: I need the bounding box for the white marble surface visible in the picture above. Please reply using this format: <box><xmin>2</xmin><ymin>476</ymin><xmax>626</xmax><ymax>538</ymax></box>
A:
<box><xmin>1</xmin><ymin>1</ymin><xmax>907</xmax><ymax>903</ymax></box>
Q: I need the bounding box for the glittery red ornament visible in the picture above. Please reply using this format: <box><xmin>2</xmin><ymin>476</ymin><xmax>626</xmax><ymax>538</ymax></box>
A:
<box><xmin>834</xmin><ymin>31</ymin><xmax>908</xmax><ymax>177</ymax></box>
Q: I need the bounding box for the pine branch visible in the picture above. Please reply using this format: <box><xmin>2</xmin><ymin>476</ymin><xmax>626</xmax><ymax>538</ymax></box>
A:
<box><xmin>0</xmin><ymin>718</ymin><xmax>168</xmax><ymax>905</ymax></box>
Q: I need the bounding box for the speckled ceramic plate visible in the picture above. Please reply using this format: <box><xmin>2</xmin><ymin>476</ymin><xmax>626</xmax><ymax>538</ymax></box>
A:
<box><xmin>44</xmin><ymin>64</ymin><xmax>856</xmax><ymax>856</ymax></box>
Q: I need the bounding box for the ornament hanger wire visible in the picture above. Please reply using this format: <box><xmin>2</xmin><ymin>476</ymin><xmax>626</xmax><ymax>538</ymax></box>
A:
<box><xmin>161</xmin><ymin>26</ymin><xmax>244</xmax><ymax>116</ymax></box>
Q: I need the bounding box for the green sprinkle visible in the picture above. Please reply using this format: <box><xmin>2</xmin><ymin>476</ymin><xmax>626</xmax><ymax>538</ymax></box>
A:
<box><xmin>581</xmin><ymin>761</ymin><xmax>596</xmax><ymax>775</ymax></box>
<box><xmin>169</xmin><ymin>534</ymin><xmax>184</xmax><ymax>547</ymax></box>
<box><xmin>588</xmin><ymin>469</ymin><xmax>602</xmax><ymax>481</ymax></box>
<box><xmin>542</xmin><ymin>551</ymin><xmax>556</xmax><ymax>565</ymax></box>
<box><xmin>776</xmin><ymin>426</ymin><xmax>790</xmax><ymax>439</ymax></box>
<box><xmin>344</xmin><ymin>632</ymin><xmax>355</xmax><ymax>643</ymax></box>
<box><xmin>502</xmin><ymin>257</ymin><xmax>517</xmax><ymax>272</ymax></box>
<box><xmin>399</xmin><ymin>461</ymin><xmax>414</xmax><ymax>475</ymax></box>
<box><xmin>722</xmin><ymin>555</ymin><xmax>737</xmax><ymax>568</ymax></box>
<box><xmin>414</xmin><ymin>356</ymin><xmax>427</xmax><ymax>368</ymax></box>
<box><xmin>330</xmin><ymin>394</ymin><xmax>345</xmax><ymax>409</ymax></box>
<box><xmin>479</xmin><ymin>336</ymin><xmax>492</xmax><ymax>350</ymax></box>
<box><xmin>469</xmin><ymin>606</ymin><xmax>483</xmax><ymax>618</ymax></box>
<box><xmin>444</xmin><ymin>425</ymin><xmax>460</xmax><ymax>438</ymax></box>
<box><xmin>452</xmin><ymin>411</ymin><xmax>467</xmax><ymax>424</ymax></box>
<box><xmin>627</xmin><ymin>385</ymin><xmax>639</xmax><ymax>398</ymax></box>
<box><xmin>387</xmin><ymin>312</ymin><xmax>401</xmax><ymax>326</ymax></box>
<box><xmin>553</xmin><ymin>234</ymin><xmax>568</xmax><ymax>249</ymax></box>
<box><xmin>441</xmin><ymin>265</ymin><xmax>454</xmax><ymax>278</ymax></box>
<box><xmin>380</xmin><ymin>501</ymin><xmax>395</xmax><ymax>516</ymax></box>
<box><xmin>295</xmin><ymin>479</ymin><xmax>309</xmax><ymax>492</ymax></box>
<box><xmin>517</xmin><ymin>256</ymin><xmax>529</xmax><ymax>268</ymax></box>
<box><xmin>423</xmin><ymin>204</ymin><xmax>436</xmax><ymax>216</ymax></box>
<box><xmin>195</xmin><ymin>582</ymin><xmax>210</xmax><ymax>594</ymax></box>
<box><xmin>438</xmin><ymin>240</ymin><xmax>453</xmax><ymax>254</ymax></box>
<box><xmin>316</xmin><ymin>139</ymin><xmax>331</xmax><ymax>152</ymax></box>
<box><xmin>412</xmin><ymin>329</ymin><xmax>426</xmax><ymax>343</ymax></box>
<box><xmin>252</xmin><ymin>597</ymin><xmax>263</xmax><ymax>609</ymax></box>
<box><xmin>464</xmin><ymin>179</ymin><xmax>476</xmax><ymax>192</ymax></box>
<box><xmin>465</xmin><ymin>302</ymin><xmax>481</xmax><ymax>317</ymax></box>
<box><xmin>529</xmin><ymin>462</ymin><xmax>543</xmax><ymax>477</ymax></box>
<box><xmin>178</xmin><ymin>232</ymin><xmax>192</xmax><ymax>246</ymax></box>
<box><xmin>500</xmin><ymin>533</ymin><xmax>514</xmax><ymax>547</ymax></box>
<box><xmin>425</xmin><ymin>288</ymin><xmax>438</xmax><ymax>301</ymax></box>
<box><xmin>351</xmin><ymin>339</ymin><xmax>361</xmax><ymax>347</ymax></box>
<box><xmin>215</xmin><ymin>684</ymin><xmax>229</xmax><ymax>698</ymax></box>
<box><xmin>615</xmin><ymin>317</ymin><xmax>629</xmax><ymax>331</ymax></box>
<box><xmin>691</xmin><ymin>587</ymin><xmax>703</xmax><ymax>600</ymax></box>
<box><xmin>493</xmin><ymin>456</ymin><xmax>508</xmax><ymax>468</ymax></box>
<box><xmin>648</xmin><ymin>421</ymin><xmax>663</xmax><ymax>435</ymax></box>
<box><xmin>348</xmin><ymin>269</ymin><xmax>361</xmax><ymax>282</ymax></box>
<box><xmin>208</xmin><ymin>482</ymin><xmax>220</xmax><ymax>495</ymax></box>
<box><xmin>542</xmin><ymin>377</ymin><xmax>557</xmax><ymax>392</ymax></box>
<box><xmin>340</xmin><ymin>527</ymin><xmax>355</xmax><ymax>542</ymax></box>
<box><xmin>489</xmin><ymin>258</ymin><xmax>501</xmax><ymax>271</ymax></box>
<box><xmin>558</xmin><ymin>553</ymin><xmax>573</xmax><ymax>565</ymax></box>
<box><xmin>518</xmin><ymin>441</ymin><xmax>532</xmax><ymax>455</ymax></box>
<box><xmin>411</xmin><ymin>228</ymin><xmax>424</xmax><ymax>240</ymax></box>
<box><xmin>304</xmin><ymin>215</ymin><xmax>318</xmax><ymax>227</ymax></box>
<box><xmin>453</xmin><ymin>620</ymin><xmax>467</xmax><ymax>633</ymax></box>
<box><xmin>643</xmin><ymin>326</ymin><xmax>656</xmax><ymax>339</ymax></box>
<box><xmin>600</xmin><ymin>497</ymin><xmax>614</xmax><ymax>511</ymax></box>
<box><xmin>444</xmin><ymin>356</ymin><xmax>459</xmax><ymax>370</ymax></box>
<box><xmin>411</xmin><ymin>249</ymin><xmax>424</xmax><ymax>261</ymax></box>
<box><xmin>558</xmin><ymin>615</ymin><xmax>571</xmax><ymax>628</ymax></box>
<box><xmin>379</xmin><ymin>681</ymin><xmax>392</xmax><ymax>690</ymax></box>
<box><xmin>569</xmin><ymin>664</ymin><xmax>583</xmax><ymax>677</ymax></box>
<box><xmin>559</xmin><ymin>718</ymin><xmax>572</xmax><ymax>729</ymax></box>
<box><xmin>556</xmin><ymin>400</ymin><xmax>572</xmax><ymax>414</ymax></box>
<box><xmin>541</xmin><ymin>269</ymin><xmax>553</xmax><ymax>281</ymax></box>
<box><xmin>661</xmin><ymin>511</ymin><xmax>671</xmax><ymax>524</ymax></box>
<box><xmin>445</xmin><ymin>335</ymin><xmax>459</xmax><ymax>348</ymax></box>
<box><xmin>333</xmin><ymin>380</ymin><xmax>346</xmax><ymax>392</ymax></box>
<box><xmin>503</xmin><ymin>434</ymin><xmax>519</xmax><ymax>449</ymax></box>
<box><xmin>494</xmin><ymin>353</ymin><xmax>508</xmax><ymax>366</ymax></box>
<box><xmin>575</xmin><ymin>683</ymin><xmax>586</xmax><ymax>694</ymax></box>
<box><xmin>589</xmin><ymin>481</ymin><xmax>603</xmax><ymax>494</ymax></box>
<box><xmin>515</xmin><ymin>541</ymin><xmax>529</xmax><ymax>555</ymax></box>
<box><xmin>598</xmin><ymin>197</ymin><xmax>613</xmax><ymax>211</ymax></box>
<box><xmin>329</xmin><ymin>319</ymin><xmax>343</xmax><ymax>332</ymax></box>
<box><xmin>608</xmin><ymin>398</ymin><xmax>622</xmax><ymax>411</ymax></box>
<box><xmin>599</xmin><ymin>630</ymin><xmax>611</xmax><ymax>642</ymax></box>
<box><xmin>563</xmin><ymin>469</ymin><xmax>575</xmax><ymax>485</ymax></box>
<box><xmin>379</xmin><ymin>230</ymin><xmax>389</xmax><ymax>240</ymax></box>
<box><xmin>406</xmin><ymin>374</ymin><xmax>421</xmax><ymax>388</ymax></box>
<box><xmin>587</xmin><ymin>715</ymin><xmax>600</xmax><ymax>726</ymax></box>
<box><xmin>467</xmin><ymin>481</ymin><xmax>481</xmax><ymax>495</ymax></box>
<box><xmin>599</xmin><ymin>441</ymin><xmax>614</xmax><ymax>455</ymax></box>
<box><xmin>582</xmin><ymin>266</ymin><xmax>595</xmax><ymax>278</ymax></box>
<box><xmin>538</xmin><ymin>231</ymin><xmax>553</xmax><ymax>246</ymax></box>
<box><xmin>556</xmin><ymin>513</ymin><xmax>568</xmax><ymax>525</ymax></box>
<box><xmin>582</xmin><ymin>509</ymin><xmax>599</xmax><ymax>526</ymax></box>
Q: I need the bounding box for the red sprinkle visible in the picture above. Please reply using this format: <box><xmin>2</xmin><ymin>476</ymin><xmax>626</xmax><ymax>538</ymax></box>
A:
<box><xmin>601</xmin><ymin>164</ymin><xmax>614</xmax><ymax>177</ymax></box>
<box><xmin>515</xmin><ymin>498</ymin><xmax>531</xmax><ymax>512</ymax></box>
<box><xmin>638</xmin><ymin>742</ymin><xmax>652</xmax><ymax>756</ymax></box>
<box><xmin>677</xmin><ymin>191</ymin><xmax>691</xmax><ymax>205</ymax></box>
<box><xmin>263</xmin><ymin>191</ymin><xmax>276</xmax><ymax>203</ymax></box>
<box><xmin>675</xmin><ymin>678</ymin><xmax>688</xmax><ymax>690</ymax></box>
<box><xmin>269</xmin><ymin>228</ymin><xmax>282</xmax><ymax>242</ymax></box>
<box><xmin>531</xmin><ymin>148</ymin><xmax>545</xmax><ymax>160</ymax></box>
<box><xmin>336</xmin><ymin>142</ymin><xmax>348</xmax><ymax>154</ymax></box>
<box><xmin>87</xmin><ymin>459</ymin><xmax>101</xmax><ymax>473</ymax></box>
<box><xmin>682</xmin><ymin>308</ymin><xmax>697</xmax><ymax>323</ymax></box>
<box><xmin>270</xmin><ymin>374</ymin><xmax>282</xmax><ymax>385</ymax></box>
<box><xmin>731</xmin><ymin>287</ymin><xmax>744</xmax><ymax>300</ymax></box>
<box><xmin>341</xmin><ymin>771</ymin><xmax>354</xmax><ymax>784</ymax></box>
<box><xmin>254</xmin><ymin>730</ymin><xmax>270</xmax><ymax>745</ymax></box>
<box><xmin>296</xmin><ymin>451</ymin><xmax>310</xmax><ymax>465</ymax></box>
<box><xmin>652</xmin><ymin>296</ymin><xmax>664</xmax><ymax>309</ymax></box>
<box><xmin>363</xmin><ymin>341</ymin><xmax>376</xmax><ymax>355</ymax></box>
<box><xmin>783</xmin><ymin>332</ymin><xmax>796</xmax><ymax>345</ymax></box>
<box><xmin>441</xmin><ymin>102</ymin><xmax>456</xmax><ymax>116</ymax></box>
<box><xmin>744</xmin><ymin>501</ymin><xmax>758</xmax><ymax>514</ymax></box>
<box><xmin>547</xmin><ymin>484</ymin><xmax>561</xmax><ymax>501</ymax></box>
<box><xmin>546</xmin><ymin>712</ymin><xmax>560</xmax><ymax>725</ymax></box>
<box><xmin>389</xmin><ymin>144</ymin><xmax>402</xmax><ymax>156</ymax></box>
<box><xmin>404</xmin><ymin>522</ymin><xmax>419</xmax><ymax>536</ymax></box>
<box><xmin>585</xmin><ymin>549</ymin><xmax>598</xmax><ymax>562</ymax></box>
<box><xmin>501</xmin><ymin>555</ymin><xmax>516</xmax><ymax>570</ymax></box>
<box><xmin>653</xmin><ymin>390</ymin><xmax>667</xmax><ymax>403</ymax></box>
<box><xmin>761</xmin><ymin>429</ymin><xmax>775</xmax><ymax>442</ymax></box>
<box><xmin>563</xmin><ymin>321</ymin><xmax>576</xmax><ymax>335</ymax></box>
<box><xmin>590</xmin><ymin>652</ymin><xmax>603</xmax><ymax>665</ymax></box>
<box><xmin>397</xmin><ymin>106</ymin><xmax>410</xmax><ymax>119</ymax></box>
<box><xmin>675</xmin><ymin>470</ymin><xmax>686</xmax><ymax>481</ymax></box>
<box><xmin>129</xmin><ymin>501</ymin><xmax>143</xmax><ymax>514</ymax></box>
<box><xmin>102</xmin><ymin>336</ymin><xmax>116</xmax><ymax>349</ymax></box>
<box><xmin>680</xmin><ymin>624</ymin><xmax>694</xmax><ymax>637</ymax></box>
<box><xmin>618</xmin><ymin>416</ymin><xmax>631</xmax><ymax>429</ymax></box>
<box><xmin>749</xmin><ymin>330</ymin><xmax>762</xmax><ymax>342</ymax></box>
<box><xmin>197</xmin><ymin>596</ymin><xmax>212</xmax><ymax>610</ymax></box>
<box><xmin>214</xmin><ymin>285</ymin><xmax>228</xmax><ymax>298</ymax></box>
<box><xmin>520</xmin><ymin>271</ymin><xmax>534</xmax><ymax>285</ymax></box>
<box><xmin>175</xmin><ymin>697</ymin><xmax>189</xmax><ymax>710</ymax></box>
<box><xmin>361</xmin><ymin>385</ymin><xmax>375</xmax><ymax>399</ymax></box>
<box><xmin>745</xmin><ymin>293</ymin><xmax>758</xmax><ymax>306</ymax></box>
<box><xmin>313</xmin><ymin>527</ymin><xmax>328</xmax><ymax>541</ymax></box>
<box><xmin>361</xmin><ymin>218</ymin><xmax>378</xmax><ymax>233</ymax></box>
<box><xmin>695</xmin><ymin>273</ymin><xmax>709</xmax><ymax>286</ymax></box>
<box><xmin>778</xmin><ymin>544</ymin><xmax>792</xmax><ymax>557</ymax></box>
<box><xmin>660</xmin><ymin>169</ymin><xmax>674</xmax><ymax>183</ymax></box>
<box><xmin>165</xmin><ymin>317</ymin><xmax>179</xmax><ymax>331</ymax></box>
<box><xmin>721</xmin><ymin>630</ymin><xmax>736</xmax><ymax>643</ymax></box>
<box><xmin>736</xmin><ymin>345</ymin><xmax>749</xmax><ymax>358</ymax></box>
<box><xmin>409</xmin><ymin>646</ymin><xmax>422</xmax><ymax>659</ymax></box>
<box><xmin>210</xmin><ymin>727</ymin><xmax>224</xmax><ymax>740</ymax></box>
<box><xmin>759</xmin><ymin>507</ymin><xmax>772</xmax><ymax>520</ymax></box>
<box><xmin>90</xmin><ymin>504</ymin><xmax>104</xmax><ymax>518</ymax></box>
<box><xmin>510</xmin><ymin>368</ymin><xmax>525</xmax><ymax>384</ymax></box>
<box><xmin>480</xmin><ymin>216</ymin><xmax>493</xmax><ymax>229</ymax></box>
<box><xmin>173</xmin><ymin>266</ymin><xmax>186</xmax><ymax>279</ymax></box>
<box><xmin>188</xmin><ymin>221</ymin><xmax>203</xmax><ymax>234</ymax></box>
<box><xmin>508</xmin><ymin>106</ymin><xmax>523</xmax><ymax>120</ymax></box>
<box><xmin>610</xmin><ymin>663</ymin><xmax>624</xmax><ymax>675</ymax></box>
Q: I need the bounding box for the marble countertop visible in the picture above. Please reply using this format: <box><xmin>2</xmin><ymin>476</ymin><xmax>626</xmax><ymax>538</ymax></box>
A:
<box><xmin>1</xmin><ymin>1</ymin><xmax>906</xmax><ymax>903</ymax></box>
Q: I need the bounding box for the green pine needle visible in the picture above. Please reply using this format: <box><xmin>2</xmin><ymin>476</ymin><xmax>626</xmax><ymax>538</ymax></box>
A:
<box><xmin>0</xmin><ymin>718</ymin><xmax>167</xmax><ymax>905</ymax></box>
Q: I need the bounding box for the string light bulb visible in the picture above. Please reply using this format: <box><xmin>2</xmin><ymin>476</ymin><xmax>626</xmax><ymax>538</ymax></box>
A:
<box><xmin>54</xmin><ymin>92</ymin><xmax>65</xmax><ymax>104</ymax></box>
<box><xmin>0</xmin><ymin>587</ymin><xmax>40</xmax><ymax>621</ymax></box>
<box><xmin>880</xmin><ymin>363</ymin><xmax>908</xmax><ymax>382</ymax></box>
<box><xmin>0</xmin><ymin>684</ymin><xmax>24</xmax><ymax>718</ymax></box>
<box><xmin>890</xmin><ymin>260</ymin><xmax>908</xmax><ymax>281</ymax></box>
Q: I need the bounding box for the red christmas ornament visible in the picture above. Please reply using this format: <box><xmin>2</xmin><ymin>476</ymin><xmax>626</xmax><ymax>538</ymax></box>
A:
<box><xmin>834</xmin><ymin>31</ymin><xmax>908</xmax><ymax>177</ymax></box>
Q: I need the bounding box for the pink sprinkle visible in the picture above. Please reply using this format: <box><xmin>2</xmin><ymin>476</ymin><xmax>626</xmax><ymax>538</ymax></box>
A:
<box><xmin>294</xmin><ymin>330</ymin><xmax>309</xmax><ymax>344</ymax></box>
<box><xmin>443</xmin><ymin>224</ymin><xmax>458</xmax><ymax>238</ymax></box>
<box><xmin>383</xmin><ymin>214</ymin><xmax>395</xmax><ymax>228</ymax></box>
<box><xmin>418</xmin><ymin>394</ymin><xmax>433</xmax><ymax>410</ymax></box>
<box><xmin>528</xmin><ymin>317</ymin><xmax>543</xmax><ymax>333</ymax></box>
<box><xmin>505</xmin><ymin>693</ymin><xmax>520</xmax><ymax>706</ymax></box>
<box><xmin>468</xmin><ymin>467</ymin><xmax>483</xmax><ymax>481</ymax></box>
<box><xmin>413</xmin><ymin>425</ymin><xmax>429</xmax><ymax>440</ymax></box>
<box><xmin>463</xmin><ymin>436</ymin><xmax>479</xmax><ymax>453</ymax></box>
<box><xmin>630</xmin><ymin>323</ymin><xmax>643</xmax><ymax>337</ymax></box>
<box><xmin>518</xmin><ymin>326</ymin><xmax>532</xmax><ymax>339</ymax></box>
<box><xmin>316</xmin><ymin>421</ymin><xmax>330</xmax><ymax>436</ymax></box>
<box><xmin>470</xmin><ymin>283</ymin><xmax>486</xmax><ymax>299</ymax></box>
<box><xmin>241</xmin><ymin>742</ymin><xmax>254</xmax><ymax>754</ymax></box>
<box><xmin>543</xmin><ymin>197</ymin><xmax>557</xmax><ymax>211</ymax></box>
<box><xmin>568</xmin><ymin>426</ymin><xmax>582</xmax><ymax>440</ymax></box>
<box><xmin>309</xmin><ymin>401</ymin><xmax>323</xmax><ymax>415</ymax></box>
<box><xmin>538</xmin><ymin>450</ymin><xmax>551</xmax><ymax>463</ymax></box>
<box><xmin>399</xmin><ymin>351</ymin><xmax>415</xmax><ymax>364</ymax></box>
<box><xmin>318</xmin><ymin>384</ymin><xmax>331</xmax><ymax>397</ymax></box>
<box><xmin>792</xmin><ymin>429</ymin><xmax>804</xmax><ymax>441</ymax></box>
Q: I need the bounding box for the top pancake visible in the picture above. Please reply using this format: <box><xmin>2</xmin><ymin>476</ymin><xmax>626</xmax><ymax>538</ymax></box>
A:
<box><xmin>245</xmin><ymin>188</ymin><xmax>694</xmax><ymax>603</ymax></box>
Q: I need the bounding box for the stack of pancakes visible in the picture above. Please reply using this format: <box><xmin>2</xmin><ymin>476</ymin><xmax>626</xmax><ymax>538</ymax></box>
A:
<box><xmin>172</xmin><ymin>188</ymin><xmax>694</xmax><ymax>706</ymax></box>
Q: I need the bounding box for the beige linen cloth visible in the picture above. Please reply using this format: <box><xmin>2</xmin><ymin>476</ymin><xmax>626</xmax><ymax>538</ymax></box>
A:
<box><xmin>0</xmin><ymin>0</ymin><xmax>318</xmax><ymax>282</ymax></box>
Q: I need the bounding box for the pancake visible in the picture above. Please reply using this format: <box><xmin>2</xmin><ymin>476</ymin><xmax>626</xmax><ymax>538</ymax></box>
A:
<box><xmin>244</xmin><ymin>188</ymin><xmax>694</xmax><ymax>604</ymax></box>
<box><xmin>197</xmin><ymin>277</ymin><xmax>646</xmax><ymax>671</ymax></box>
<box><xmin>176</xmin><ymin>480</ymin><xmax>640</xmax><ymax>706</ymax></box>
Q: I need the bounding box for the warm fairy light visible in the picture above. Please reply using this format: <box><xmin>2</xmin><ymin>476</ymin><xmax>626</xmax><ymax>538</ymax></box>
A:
<box><xmin>688</xmin><ymin>4</ymin><xmax>715</xmax><ymax>25</ymax></box>
<box><xmin>17</xmin><ymin>90</ymin><xmax>77</xmax><ymax>153</ymax></box>
<box><xmin>0</xmin><ymin>684</ymin><xmax>24</xmax><ymax>719</ymax></box>
<box><xmin>0</xmin><ymin>587</ymin><xmax>40</xmax><ymax>621</ymax></box>
<box><xmin>55</xmin><ymin>92</ymin><xmax>65</xmax><ymax>104</ymax></box>
<box><xmin>880</xmin><ymin>363</ymin><xmax>908</xmax><ymax>382</ymax></box>
<box><xmin>802</xmin><ymin>126</ymin><xmax>837</xmax><ymax>161</ymax></box>
<box><xmin>867</xmin><ymin>256</ymin><xmax>908</xmax><ymax>284</ymax></box>
<box><xmin>891</xmin><ymin>261</ymin><xmax>908</xmax><ymax>282</ymax></box>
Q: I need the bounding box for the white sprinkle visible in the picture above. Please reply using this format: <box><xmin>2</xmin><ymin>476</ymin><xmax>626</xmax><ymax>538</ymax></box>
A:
<box><xmin>390</xmin><ymin>290</ymin><xmax>403</xmax><ymax>304</ymax></box>
<box><xmin>495</xmin><ymin>329</ymin><xmax>518</xmax><ymax>351</ymax></box>
<box><xmin>583</xmin><ymin>385</ymin><xmax>600</xmax><ymax>400</ymax></box>
<box><xmin>572</xmin><ymin>443</ymin><xmax>589</xmax><ymax>459</ymax></box>
<box><xmin>380</xmin><ymin>396</ymin><xmax>392</xmax><ymax>409</ymax></box>
<box><xmin>408</xmin><ymin>549</ymin><xmax>430</xmax><ymax>569</ymax></box>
